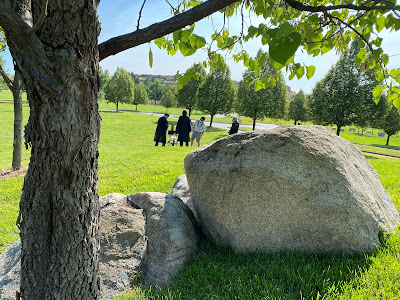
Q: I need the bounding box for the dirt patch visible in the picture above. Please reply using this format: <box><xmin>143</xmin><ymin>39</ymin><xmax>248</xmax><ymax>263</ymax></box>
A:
<box><xmin>0</xmin><ymin>166</ymin><xmax>28</xmax><ymax>179</ymax></box>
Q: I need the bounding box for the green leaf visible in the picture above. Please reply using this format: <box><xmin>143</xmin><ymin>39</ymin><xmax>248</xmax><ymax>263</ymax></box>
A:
<box><xmin>390</xmin><ymin>69</ymin><xmax>400</xmax><ymax>78</ymax></box>
<box><xmin>179</xmin><ymin>42</ymin><xmax>196</xmax><ymax>56</ymax></box>
<box><xmin>276</xmin><ymin>22</ymin><xmax>295</xmax><ymax>39</ymax></box>
<box><xmin>269</xmin><ymin>32</ymin><xmax>301</xmax><ymax>66</ymax></box>
<box><xmin>296</xmin><ymin>66</ymin><xmax>305</xmax><ymax>79</ymax></box>
<box><xmin>254</xmin><ymin>79</ymin><xmax>264</xmax><ymax>92</ymax></box>
<box><xmin>392</xmin><ymin>94</ymin><xmax>400</xmax><ymax>110</ymax></box>
<box><xmin>375</xmin><ymin>71</ymin><xmax>384</xmax><ymax>82</ymax></box>
<box><xmin>173</xmin><ymin>30</ymin><xmax>182</xmax><ymax>44</ymax></box>
<box><xmin>373</xmin><ymin>85</ymin><xmax>383</xmax><ymax>102</ymax></box>
<box><xmin>385</xmin><ymin>14</ymin><xmax>396</xmax><ymax>29</ymax></box>
<box><xmin>376</xmin><ymin>16</ymin><xmax>386</xmax><ymax>32</ymax></box>
<box><xmin>149</xmin><ymin>48</ymin><xmax>153</xmax><ymax>68</ymax></box>
<box><xmin>181</xmin><ymin>26</ymin><xmax>195</xmax><ymax>42</ymax></box>
<box><xmin>306</xmin><ymin>65</ymin><xmax>316</xmax><ymax>79</ymax></box>
<box><xmin>189</xmin><ymin>34</ymin><xmax>206</xmax><ymax>49</ymax></box>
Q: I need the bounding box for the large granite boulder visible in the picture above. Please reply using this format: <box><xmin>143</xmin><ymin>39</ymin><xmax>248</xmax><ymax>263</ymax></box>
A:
<box><xmin>184</xmin><ymin>125</ymin><xmax>400</xmax><ymax>253</ymax></box>
<box><xmin>128</xmin><ymin>192</ymin><xmax>200</xmax><ymax>287</ymax></box>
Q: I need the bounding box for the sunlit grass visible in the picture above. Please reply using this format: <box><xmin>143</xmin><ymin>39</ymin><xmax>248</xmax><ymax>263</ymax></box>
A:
<box><xmin>1</xmin><ymin>100</ymin><xmax>400</xmax><ymax>300</ymax></box>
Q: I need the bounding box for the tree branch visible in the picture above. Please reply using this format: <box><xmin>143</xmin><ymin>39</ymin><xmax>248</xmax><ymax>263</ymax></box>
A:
<box><xmin>137</xmin><ymin>0</ymin><xmax>147</xmax><ymax>30</ymax></box>
<box><xmin>99</xmin><ymin>0</ymin><xmax>240</xmax><ymax>61</ymax></box>
<box><xmin>25</xmin><ymin>0</ymin><xmax>48</xmax><ymax>35</ymax></box>
<box><xmin>0</xmin><ymin>64</ymin><xmax>14</xmax><ymax>91</ymax></box>
<box><xmin>282</xmin><ymin>0</ymin><xmax>395</xmax><ymax>12</ymax></box>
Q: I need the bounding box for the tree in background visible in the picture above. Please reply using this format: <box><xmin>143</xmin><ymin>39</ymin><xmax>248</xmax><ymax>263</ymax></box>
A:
<box><xmin>104</xmin><ymin>67</ymin><xmax>135</xmax><ymax>111</ymax></box>
<box><xmin>381</xmin><ymin>104</ymin><xmax>400</xmax><ymax>146</ymax></box>
<box><xmin>128</xmin><ymin>71</ymin><xmax>140</xmax><ymax>84</ymax></box>
<box><xmin>288</xmin><ymin>90</ymin><xmax>307</xmax><ymax>125</ymax></box>
<box><xmin>1</xmin><ymin>0</ymin><xmax>399</xmax><ymax>298</ymax></box>
<box><xmin>98</xmin><ymin>66</ymin><xmax>110</xmax><ymax>100</ymax></box>
<box><xmin>133</xmin><ymin>83</ymin><xmax>149</xmax><ymax>111</ymax></box>
<box><xmin>160</xmin><ymin>89</ymin><xmax>176</xmax><ymax>113</ymax></box>
<box><xmin>198</xmin><ymin>66</ymin><xmax>235</xmax><ymax>127</ymax></box>
<box><xmin>236</xmin><ymin>51</ymin><xmax>287</xmax><ymax>130</ymax></box>
<box><xmin>177</xmin><ymin>63</ymin><xmax>206</xmax><ymax>116</ymax></box>
<box><xmin>0</xmin><ymin>41</ymin><xmax>23</xmax><ymax>170</ymax></box>
<box><xmin>308</xmin><ymin>44</ymin><xmax>362</xmax><ymax>136</ymax></box>
<box><xmin>147</xmin><ymin>79</ymin><xmax>168</xmax><ymax>104</ymax></box>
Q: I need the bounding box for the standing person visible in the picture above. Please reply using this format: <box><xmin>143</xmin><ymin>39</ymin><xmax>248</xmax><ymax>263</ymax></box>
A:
<box><xmin>154</xmin><ymin>113</ymin><xmax>169</xmax><ymax>146</ymax></box>
<box><xmin>191</xmin><ymin>116</ymin><xmax>206</xmax><ymax>147</ymax></box>
<box><xmin>228</xmin><ymin>116</ymin><xmax>240</xmax><ymax>135</ymax></box>
<box><xmin>176</xmin><ymin>110</ymin><xmax>192</xmax><ymax>147</ymax></box>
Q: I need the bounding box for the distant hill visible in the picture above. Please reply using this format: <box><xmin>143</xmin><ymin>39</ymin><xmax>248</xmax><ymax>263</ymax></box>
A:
<box><xmin>136</xmin><ymin>74</ymin><xmax>177</xmax><ymax>87</ymax></box>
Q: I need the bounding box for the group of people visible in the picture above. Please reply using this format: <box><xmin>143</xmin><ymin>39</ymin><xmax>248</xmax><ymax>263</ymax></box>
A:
<box><xmin>154</xmin><ymin>110</ymin><xmax>207</xmax><ymax>147</ymax></box>
<box><xmin>154</xmin><ymin>110</ymin><xmax>240</xmax><ymax>147</ymax></box>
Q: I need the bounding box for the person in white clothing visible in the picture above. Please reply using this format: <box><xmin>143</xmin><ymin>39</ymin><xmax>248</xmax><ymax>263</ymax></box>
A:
<box><xmin>190</xmin><ymin>116</ymin><xmax>206</xmax><ymax>147</ymax></box>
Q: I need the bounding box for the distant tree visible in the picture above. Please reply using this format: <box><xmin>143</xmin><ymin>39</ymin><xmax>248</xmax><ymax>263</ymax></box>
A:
<box><xmin>177</xmin><ymin>63</ymin><xmax>206</xmax><ymax>116</ymax></box>
<box><xmin>309</xmin><ymin>44</ymin><xmax>362</xmax><ymax>136</ymax></box>
<box><xmin>128</xmin><ymin>71</ymin><xmax>140</xmax><ymax>84</ymax></box>
<box><xmin>98</xmin><ymin>66</ymin><xmax>110</xmax><ymax>100</ymax></box>
<box><xmin>133</xmin><ymin>84</ymin><xmax>149</xmax><ymax>111</ymax></box>
<box><xmin>160</xmin><ymin>89</ymin><xmax>176</xmax><ymax>113</ymax></box>
<box><xmin>370</xmin><ymin>95</ymin><xmax>390</xmax><ymax>130</ymax></box>
<box><xmin>352</xmin><ymin>66</ymin><xmax>384</xmax><ymax>132</ymax></box>
<box><xmin>143</xmin><ymin>75</ymin><xmax>156</xmax><ymax>86</ymax></box>
<box><xmin>236</xmin><ymin>51</ymin><xmax>287</xmax><ymax>130</ymax></box>
<box><xmin>147</xmin><ymin>80</ymin><xmax>168</xmax><ymax>104</ymax></box>
<box><xmin>381</xmin><ymin>104</ymin><xmax>400</xmax><ymax>146</ymax></box>
<box><xmin>104</xmin><ymin>67</ymin><xmax>135</xmax><ymax>111</ymax></box>
<box><xmin>0</xmin><ymin>56</ymin><xmax>23</xmax><ymax>170</ymax></box>
<box><xmin>198</xmin><ymin>66</ymin><xmax>235</xmax><ymax>127</ymax></box>
<box><xmin>288</xmin><ymin>90</ymin><xmax>307</xmax><ymax>125</ymax></box>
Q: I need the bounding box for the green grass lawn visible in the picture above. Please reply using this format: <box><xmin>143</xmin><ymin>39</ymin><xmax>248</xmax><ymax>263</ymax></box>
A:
<box><xmin>1</xmin><ymin>100</ymin><xmax>400</xmax><ymax>299</ymax></box>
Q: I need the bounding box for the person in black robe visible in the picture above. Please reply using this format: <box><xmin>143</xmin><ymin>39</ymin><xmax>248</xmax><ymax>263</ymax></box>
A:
<box><xmin>228</xmin><ymin>116</ymin><xmax>239</xmax><ymax>135</ymax></box>
<box><xmin>176</xmin><ymin>110</ymin><xmax>192</xmax><ymax>146</ymax></box>
<box><xmin>154</xmin><ymin>113</ymin><xmax>169</xmax><ymax>146</ymax></box>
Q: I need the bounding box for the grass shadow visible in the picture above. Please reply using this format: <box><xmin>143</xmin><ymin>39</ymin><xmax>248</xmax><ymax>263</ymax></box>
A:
<box><xmin>147</xmin><ymin>241</ymin><xmax>378</xmax><ymax>299</ymax></box>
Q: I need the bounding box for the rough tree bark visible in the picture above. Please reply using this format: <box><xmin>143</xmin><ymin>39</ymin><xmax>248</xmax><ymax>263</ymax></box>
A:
<box><xmin>3</xmin><ymin>1</ymin><xmax>101</xmax><ymax>299</ymax></box>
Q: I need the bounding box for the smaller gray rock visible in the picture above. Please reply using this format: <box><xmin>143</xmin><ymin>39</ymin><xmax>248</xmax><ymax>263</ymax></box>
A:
<box><xmin>171</xmin><ymin>174</ymin><xmax>199</xmax><ymax>222</ymax></box>
<box><xmin>0</xmin><ymin>193</ymin><xmax>147</xmax><ymax>300</ymax></box>
<box><xmin>0</xmin><ymin>240</ymin><xmax>21</xmax><ymax>300</ymax></box>
<box><xmin>99</xmin><ymin>193</ymin><xmax>146</xmax><ymax>299</ymax></box>
<box><xmin>128</xmin><ymin>192</ymin><xmax>200</xmax><ymax>288</ymax></box>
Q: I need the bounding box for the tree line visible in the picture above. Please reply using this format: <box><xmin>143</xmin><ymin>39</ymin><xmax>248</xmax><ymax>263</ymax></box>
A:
<box><xmin>99</xmin><ymin>45</ymin><xmax>400</xmax><ymax>145</ymax></box>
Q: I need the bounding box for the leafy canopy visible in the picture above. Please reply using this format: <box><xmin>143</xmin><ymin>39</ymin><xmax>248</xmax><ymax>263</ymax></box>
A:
<box><xmin>104</xmin><ymin>67</ymin><xmax>135</xmax><ymax>110</ymax></box>
<box><xmin>152</xmin><ymin>0</ymin><xmax>400</xmax><ymax>109</ymax></box>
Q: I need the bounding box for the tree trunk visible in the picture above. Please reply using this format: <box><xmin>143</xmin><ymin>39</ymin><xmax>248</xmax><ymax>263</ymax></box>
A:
<box><xmin>336</xmin><ymin>125</ymin><xmax>341</xmax><ymax>136</ymax></box>
<box><xmin>6</xmin><ymin>2</ymin><xmax>101</xmax><ymax>299</ymax></box>
<box><xmin>116</xmin><ymin>101</ymin><xmax>119</xmax><ymax>112</ymax></box>
<box><xmin>12</xmin><ymin>72</ymin><xmax>23</xmax><ymax>170</ymax></box>
<box><xmin>294</xmin><ymin>120</ymin><xmax>297</xmax><ymax>125</ymax></box>
<box><xmin>252</xmin><ymin>118</ymin><xmax>256</xmax><ymax>130</ymax></box>
<box><xmin>188</xmin><ymin>107</ymin><xmax>192</xmax><ymax>116</ymax></box>
<box><xmin>386</xmin><ymin>134</ymin><xmax>390</xmax><ymax>146</ymax></box>
<box><xmin>210</xmin><ymin>114</ymin><xmax>214</xmax><ymax>127</ymax></box>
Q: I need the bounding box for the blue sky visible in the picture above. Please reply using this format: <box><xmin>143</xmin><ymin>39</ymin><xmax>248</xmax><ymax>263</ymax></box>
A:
<box><xmin>1</xmin><ymin>1</ymin><xmax>400</xmax><ymax>94</ymax></box>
